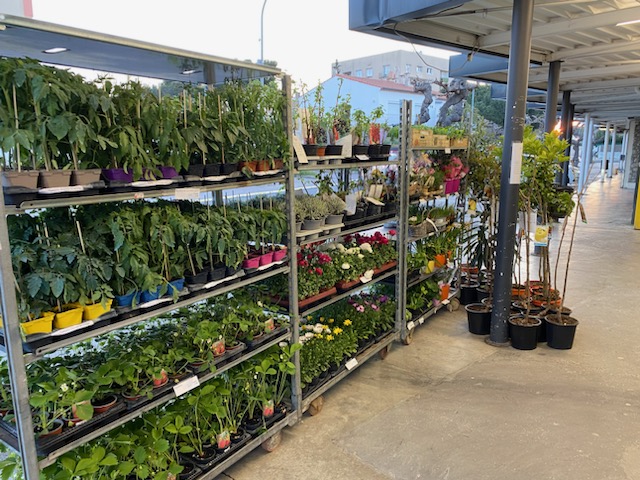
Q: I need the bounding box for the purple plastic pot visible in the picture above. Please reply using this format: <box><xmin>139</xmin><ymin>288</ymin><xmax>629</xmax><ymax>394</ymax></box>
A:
<box><xmin>160</xmin><ymin>166</ymin><xmax>179</xmax><ymax>179</ymax></box>
<box><xmin>102</xmin><ymin>168</ymin><xmax>133</xmax><ymax>183</ymax></box>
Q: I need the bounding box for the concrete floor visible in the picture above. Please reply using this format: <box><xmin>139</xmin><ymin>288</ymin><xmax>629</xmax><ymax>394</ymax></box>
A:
<box><xmin>219</xmin><ymin>174</ymin><xmax>640</xmax><ymax>480</ymax></box>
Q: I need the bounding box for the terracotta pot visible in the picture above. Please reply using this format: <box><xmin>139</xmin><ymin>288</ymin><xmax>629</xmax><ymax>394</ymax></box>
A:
<box><xmin>256</xmin><ymin>159</ymin><xmax>271</xmax><ymax>171</ymax></box>
<box><xmin>434</xmin><ymin>254</ymin><xmax>447</xmax><ymax>268</ymax></box>
<box><xmin>92</xmin><ymin>394</ymin><xmax>118</xmax><ymax>414</ymax></box>
<box><xmin>316</xmin><ymin>146</ymin><xmax>327</xmax><ymax>157</ymax></box>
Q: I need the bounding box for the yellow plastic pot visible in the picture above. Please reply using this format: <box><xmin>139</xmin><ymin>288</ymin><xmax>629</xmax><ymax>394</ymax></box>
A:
<box><xmin>53</xmin><ymin>307</ymin><xmax>83</xmax><ymax>329</ymax></box>
<box><xmin>82</xmin><ymin>299</ymin><xmax>113</xmax><ymax>321</ymax></box>
<box><xmin>21</xmin><ymin>312</ymin><xmax>55</xmax><ymax>335</ymax></box>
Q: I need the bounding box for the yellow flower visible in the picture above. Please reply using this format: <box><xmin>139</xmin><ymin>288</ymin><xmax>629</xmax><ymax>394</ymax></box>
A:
<box><xmin>319</xmin><ymin>317</ymin><xmax>325</xmax><ymax>322</ymax></box>
<box><xmin>333</xmin><ymin>327</ymin><xmax>343</xmax><ymax>335</ymax></box>
<box><xmin>315</xmin><ymin>333</ymin><xmax>323</xmax><ymax>339</ymax></box>
<box><xmin>306</xmin><ymin>315</ymin><xmax>312</xmax><ymax>321</ymax></box>
<box><xmin>344</xmin><ymin>319</ymin><xmax>352</xmax><ymax>326</ymax></box>
<box><xmin>328</xmin><ymin>318</ymin><xmax>335</xmax><ymax>324</ymax></box>
<box><xmin>326</xmin><ymin>335</ymin><xmax>334</xmax><ymax>341</ymax></box>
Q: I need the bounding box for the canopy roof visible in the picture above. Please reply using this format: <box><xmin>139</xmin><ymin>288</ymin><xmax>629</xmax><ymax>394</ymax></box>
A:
<box><xmin>0</xmin><ymin>14</ymin><xmax>280</xmax><ymax>84</ymax></box>
<box><xmin>350</xmin><ymin>0</ymin><xmax>640</xmax><ymax>125</ymax></box>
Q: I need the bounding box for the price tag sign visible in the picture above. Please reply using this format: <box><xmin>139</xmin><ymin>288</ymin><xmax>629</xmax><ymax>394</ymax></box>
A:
<box><xmin>445</xmin><ymin>148</ymin><xmax>452</xmax><ymax>154</ymax></box>
<box><xmin>133</xmin><ymin>192</ymin><xmax>145</xmax><ymax>200</ymax></box>
<box><xmin>345</xmin><ymin>358</ymin><xmax>359</xmax><ymax>370</ymax></box>
<box><xmin>173</xmin><ymin>376</ymin><xmax>200</xmax><ymax>397</ymax></box>
<box><xmin>356</xmin><ymin>154</ymin><xmax>369</xmax><ymax>161</ymax></box>
<box><xmin>407</xmin><ymin>321</ymin><xmax>416</xmax><ymax>331</ymax></box>
<box><xmin>175</xmin><ymin>187</ymin><xmax>201</xmax><ymax>200</ymax></box>
<box><xmin>418</xmin><ymin>317</ymin><xmax>425</xmax><ymax>325</ymax></box>
<box><xmin>292</xmin><ymin>137</ymin><xmax>308</xmax><ymax>164</ymax></box>
<box><xmin>443</xmin><ymin>299</ymin><xmax>451</xmax><ymax>305</ymax></box>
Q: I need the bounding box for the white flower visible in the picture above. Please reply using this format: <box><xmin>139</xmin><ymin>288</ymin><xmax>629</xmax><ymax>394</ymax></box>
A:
<box><xmin>358</xmin><ymin>254</ymin><xmax>365</xmax><ymax>259</ymax></box>
<box><xmin>299</xmin><ymin>338</ymin><xmax>306</xmax><ymax>344</ymax></box>
<box><xmin>409</xmin><ymin>216</ymin><xmax>417</xmax><ymax>222</ymax></box>
<box><xmin>325</xmin><ymin>243</ymin><xmax>337</xmax><ymax>250</ymax></box>
<box><xmin>347</xmin><ymin>247</ymin><xmax>359</xmax><ymax>255</ymax></box>
<box><xmin>278</xmin><ymin>342</ymin><xmax>288</xmax><ymax>347</ymax></box>
<box><xmin>337</xmin><ymin>243</ymin><xmax>346</xmax><ymax>252</ymax></box>
<box><xmin>324</xmin><ymin>327</ymin><xmax>331</xmax><ymax>333</ymax></box>
<box><xmin>364</xmin><ymin>269</ymin><xmax>374</xmax><ymax>279</ymax></box>
<box><xmin>60</xmin><ymin>383</ymin><xmax>69</xmax><ymax>393</ymax></box>
<box><xmin>305</xmin><ymin>325</ymin><xmax>314</xmax><ymax>331</ymax></box>
<box><xmin>257</xmin><ymin>301</ymin><xmax>264</xmax><ymax>307</ymax></box>
<box><xmin>360</xmin><ymin>243</ymin><xmax>373</xmax><ymax>253</ymax></box>
<box><xmin>305</xmin><ymin>332</ymin><xmax>315</xmax><ymax>339</ymax></box>
<box><xmin>341</xmin><ymin>263</ymin><xmax>351</xmax><ymax>270</ymax></box>
<box><xmin>313</xmin><ymin>324</ymin><xmax>324</xmax><ymax>333</ymax></box>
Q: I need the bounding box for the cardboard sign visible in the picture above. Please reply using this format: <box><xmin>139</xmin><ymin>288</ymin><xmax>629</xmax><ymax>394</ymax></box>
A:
<box><xmin>345</xmin><ymin>194</ymin><xmax>358</xmax><ymax>215</ymax></box>
<box><xmin>173</xmin><ymin>376</ymin><xmax>200</xmax><ymax>397</ymax></box>
<box><xmin>292</xmin><ymin>136</ymin><xmax>308</xmax><ymax>164</ymax></box>
<box><xmin>509</xmin><ymin>142</ymin><xmax>523</xmax><ymax>184</ymax></box>
<box><xmin>174</xmin><ymin>187</ymin><xmax>201</xmax><ymax>200</ymax></box>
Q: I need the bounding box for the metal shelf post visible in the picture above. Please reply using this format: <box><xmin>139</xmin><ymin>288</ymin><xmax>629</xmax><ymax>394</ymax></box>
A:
<box><xmin>397</xmin><ymin>100</ymin><xmax>412</xmax><ymax>344</ymax></box>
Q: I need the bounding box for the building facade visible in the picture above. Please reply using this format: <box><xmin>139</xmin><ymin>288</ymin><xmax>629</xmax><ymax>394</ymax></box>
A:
<box><xmin>333</xmin><ymin>50</ymin><xmax>449</xmax><ymax>87</ymax></box>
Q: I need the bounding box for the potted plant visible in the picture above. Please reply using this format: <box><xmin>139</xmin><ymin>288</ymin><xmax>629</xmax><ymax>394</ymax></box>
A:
<box><xmin>298</xmin><ymin>195</ymin><xmax>329</xmax><ymax>231</ymax></box>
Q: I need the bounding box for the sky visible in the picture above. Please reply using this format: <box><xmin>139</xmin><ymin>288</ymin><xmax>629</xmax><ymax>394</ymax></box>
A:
<box><xmin>30</xmin><ymin>0</ymin><xmax>454</xmax><ymax>86</ymax></box>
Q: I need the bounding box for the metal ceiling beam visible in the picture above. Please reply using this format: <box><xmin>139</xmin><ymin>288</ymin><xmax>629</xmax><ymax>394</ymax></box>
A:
<box><xmin>564</xmin><ymin>77</ymin><xmax>640</xmax><ymax>92</ymax></box>
<box><xmin>530</xmin><ymin>63</ymin><xmax>640</xmax><ymax>83</ymax></box>
<box><xmin>547</xmin><ymin>37</ymin><xmax>640</xmax><ymax>62</ymax></box>
<box><xmin>479</xmin><ymin>6</ymin><xmax>640</xmax><ymax>48</ymax></box>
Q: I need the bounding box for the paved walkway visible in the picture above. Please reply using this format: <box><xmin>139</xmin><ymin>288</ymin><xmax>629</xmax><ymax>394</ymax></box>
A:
<box><xmin>219</xmin><ymin>174</ymin><xmax>640</xmax><ymax>480</ymax></box>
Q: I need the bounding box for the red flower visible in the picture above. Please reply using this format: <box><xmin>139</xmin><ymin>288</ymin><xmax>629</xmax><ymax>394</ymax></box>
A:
<box><xmin>389</xmin><ymin>229</ymin><xmax>397</xmax><ymax>236</ymax></box>
<box><xmin>299</xmin><ymin>259</ymin><xmax>309</xmax><ymax>267</ymax></box>
<box><xmin>315</xmin><ymin>267</ymin><xmax>323</xmax><ymax>275</ymax></box>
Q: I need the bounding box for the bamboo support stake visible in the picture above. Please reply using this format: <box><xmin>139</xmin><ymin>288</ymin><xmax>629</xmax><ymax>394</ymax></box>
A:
<box><xmin>218</xmin><ymin>95</ymin><xmax>225</xmax><ymax>164</ymax></box>
<box><xmin>12</xmin><ymin>84</ymin><xmax>21</xmax><ymax>172</ymax></box>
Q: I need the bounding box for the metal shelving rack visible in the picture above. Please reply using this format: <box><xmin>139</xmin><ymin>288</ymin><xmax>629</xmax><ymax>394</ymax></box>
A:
<box><xmin>291</xmin><ymin>152</ymin><xmax>403</xmax><ymax>414</ymax></box>
<box><xmin>0</xmin><ymin>14</ymin><xmax>297</xmax><ymax>479</ymax></box>
<box><xmin>397</xmin><ymin>100</ymin><xmax>463</xmax><ymax>346</ymax></box>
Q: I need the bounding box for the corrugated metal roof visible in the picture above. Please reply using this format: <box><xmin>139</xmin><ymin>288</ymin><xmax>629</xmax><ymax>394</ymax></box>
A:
<box><xmin>350</xmin><ymin>0</ymin><xmax>640</xmax><ymax>124</ymax></box>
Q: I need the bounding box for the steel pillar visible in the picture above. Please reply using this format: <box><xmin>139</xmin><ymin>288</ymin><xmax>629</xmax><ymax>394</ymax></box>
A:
<box><xmin>601</xmin><ymin>122</ymin><xmax>610</xmax><ymax>182</ymax></box>
<box><xmin>562</xmin><ymin>103</ymin><xmax>575</xmax><ymax>185</ymax></box>
<box><xmin>608</xmin><ymin>127</ymin><xmax>616</xmax><ymax>178</ymax></box>
<box><xmin>544</xmin><ymin>61</ymin><xmax>561</xmax><ymax>133</ymax></box>
<box><xmin>488</xmin><ymin>0</ymin><xmax>535</xmax><ymax>347</ymax></box>
<box><xmin>578</xmin><ymin>113</ymin><xmax>591</xmax><ymax>193</ymax></box>
<box><xmin>557</xmin><ymin>91</ymin><xmax>571</xmax><ymax>183</ymax></box>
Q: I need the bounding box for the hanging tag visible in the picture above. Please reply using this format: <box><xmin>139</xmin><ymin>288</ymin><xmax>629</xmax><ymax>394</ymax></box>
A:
<box><xmin>292</xmin><ymin>137</ymin><xmax>308</xmax><ymax>164</ymax></box>
<box><xmin>407</xmin><ymin>321</ymin><xmax>416</xmax><ymax>331</ymax></box>
<box><xmin>345</xmin><ymin>358</ymin><xmax>358</xmax><ymax>370</ymax></box>
<box><xmin>173</xmin><ymin>376</ymin><xmax>200</xmax><ymax>397</ymax></box>
<box><xmin>533</xmin><ymin>225</ymin><xmax>550</xmax><ymax>246</ymax></box>
<box><xmin>509</xmin><ymin>142</ymin><xmax>523</xmax><ymax>184</ymax></box>
<box><xmin>579</xmin><ymin>203</ymin><xmax>587</xmax><ymax>223</ymax></box>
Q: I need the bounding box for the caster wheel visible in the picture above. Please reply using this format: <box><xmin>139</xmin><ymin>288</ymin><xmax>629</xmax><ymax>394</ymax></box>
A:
<box><xmin>448</xmin><ymin>298</ymin><xmax>460</xmax><ymax>312</ymax></box>
<box><xmin>308</xmin><ymin>396</ymin><xmax>324</xmax><ymax>416</ymax></box>
<box><xmin>261</xmin><ymin>431</ymin><xmax>281</xmax><ymax>452</ymax></box>
<box><xmin>402</xmin><ymin>331</ymin><xmax>413</xmax><ymax>345</ymax></box>
<box><xmin>378</xmin><ymin>345</ymin><xmax>389</xmax><ymax>359</ymax></box>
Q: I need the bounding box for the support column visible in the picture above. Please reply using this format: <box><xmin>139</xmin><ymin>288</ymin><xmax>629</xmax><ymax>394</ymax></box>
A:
<box><xmin>608</xmin><ymin>127</ymin><xmax>616</xmax><ymax>178</ymax></box>
<box><xmin>488</xmin><ymin>0</ymin><xmax>535</xmax><ymax>347</ymax></box>
<box><xmin>557</xmin><ymin>91</ymin><xmax>571</xmax><ymax>183</ymax></box>
<box><xmin>601</xmin><ymin>122</ymin><xmax>610</xmax><ymax>182</ymax></box>
<box><xmin>544</xmin><ymin>61</ymin><xmax>561</xmax><ymax>133</ymax></box>
<box><xmin>584</xmin><ymin>117</ymin><xmax>595</xmax><ymax>189</ymax></box>
<box><xmin>620</xmin><ymin>128</ymin><xmax>629</xmax><ymax>187</ymax></box>
<box><xmin>578</xmin><ymin>113</ymin><xmax>591</xmax><ymax>193</ymax></box>
<box><xmin>562</xmin><ymin>103</ymin><xmax>575</xmax><ymax>185</ymax></box>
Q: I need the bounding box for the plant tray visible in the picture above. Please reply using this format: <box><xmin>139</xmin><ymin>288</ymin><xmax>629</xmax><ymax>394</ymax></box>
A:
<box><xmin>176</xmin><ymin>464</ymin><xmax>202</xmax><ymax>480</ymax></box>
<box><xmin>373</xmin><ymin>260</ymin><xmax>398</xmax><ymax>276</ymax></box>
<box><xmin>3</xmin><ymin>186</ymin><xmax>39</xmax><ymax>206</ymax></box>
<box><xmin>188</xmin><ymin>343</ymin><xmax>247</xmax><ymax>375</ymax></box>
<box><xmin>209</xmin><ymin>432</ymin><xmax>251</xmax><ymax>466</ymax></box>
<box><xmin>274</xmin><ymin>287</ymin><xmax>337</xmax><ymax>310</ymax></box>
<box><xmin>246</xmin><ymin>326</ymin><xmax>289</xmax><ymax>350</ymax></box>
<box><xmin>0</xmin><ymin>399</ymin><xmax>126</xmax><ymax>455</ymax></box>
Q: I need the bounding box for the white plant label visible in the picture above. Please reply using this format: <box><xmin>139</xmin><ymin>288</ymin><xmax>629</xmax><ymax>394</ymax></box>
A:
<box><xmin>173</xmin><ymin>376</ymin><xmax>200</xmax><ymax>397</ymax></box>
<box><xmin>175</xmin><ymin>188</ymin><xmax>201</xmax><ymax>200</ymax></box>
<box><xmin>509</xmin><ymin>142</ymin><xmax>523</xmax><ymax>184</ymax></box>
<box><xmin>445</xmin><ymin>148</ymin><xmax>452</xmax><ymax>154</ymax></box>
<box><xmin>407</xmin><ymin>321</ymin><xmax>416</xmax><ymax>331</ymax></box>
<box><xmin>345</xmin><ymin>358</ymin><xmax>358</xmax><ymax>370</ymax></box>
<box><xmin>443</xmin><ymin>299</ymin><xmax>451</xmax><ymax>305</ymax></box>
<box><xmin>345</xmin><ymin>194</ymin><xmax>358</xmax><ymax>215</ymax></box>
<box><xmin>292</xmin><ymin>137</ymin><xmax>308</xmax><ymax>164</ymax></box>
<box><xmin>418</xmin><ymin>317</ymin><xmax>425</xmax><ymax>325</ymax></box>
<box><xmin>356</xmin><ymin>155</ymin><xmax>369</xmax><ymax>161</ymax></box>
<box><xmin>336</xmin><ymin>134</ymin><xmax>352</xmax><ymax>157</ymax></box>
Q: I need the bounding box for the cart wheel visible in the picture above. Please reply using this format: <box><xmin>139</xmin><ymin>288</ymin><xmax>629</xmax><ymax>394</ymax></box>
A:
<box><xmin>261</xmin><ymin>431</ymin><xmax>282</xmax><ymax>452</ymax></box>
<box><xmin>378</xmin><ymin>345</ymin><xmax>389</xmax><ymax>360</ymax></box>
<box><xmin>308</xmin><ymin>396</ymin><xmax>324</xmax><ymax>416</ymax></box>
<box><xmin>448</xmin><ymin>298</ymin><xmax>460</xmax><ymax>312</ymax></box>
<box><xmin>401</xmin><ymin>331</ymin><xmax>413</xmax><ymax>345</ymax></box>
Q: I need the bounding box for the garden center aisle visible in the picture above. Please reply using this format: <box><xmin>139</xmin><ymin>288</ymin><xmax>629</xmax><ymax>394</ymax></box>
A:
<box><xmin>218</xmin><ymin>175</ymin><xmax>640</xmax><ymax>480</ymax></box>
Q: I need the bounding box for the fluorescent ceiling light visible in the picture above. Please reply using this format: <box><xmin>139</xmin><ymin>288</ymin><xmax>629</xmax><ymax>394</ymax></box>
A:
<box><xmin>616</xmin><ymin>19</ymin><xmax>640</xmax><ymax>26</ymax></box>
<box><xmin>181</xmin><ymin>69</ymin><xmax>201</xmax><ymax>75</ymax></box>
<box><xmin>43</xmin><ymin>47</ymin><xmax>68</xmax><ymax>54</ymax></box>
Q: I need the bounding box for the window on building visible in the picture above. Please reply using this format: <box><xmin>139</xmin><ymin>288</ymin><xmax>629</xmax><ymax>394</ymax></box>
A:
<box><xmin>366</xmin><ymin>67</ymin><xmax>373</xmax><ymax>78</ymax></box>
<box><xmin>355</xmin><ymin>69</ymin><xmax>363</xmax><ymax>77</ymax></box>
<box><xmin>405</xmin><ymin>64</ymin><xmax>411</xmax><ymax>74</ymax></box>
<box><xmin>426</xmin><ymin>67</ymin><xmax>433</xmax><ymax>74</ymax></box>
<box><xmin>382</xmin><ymin>65</ymin><xmax>390</xmax><ymax>77</ymax></box>
<box><xmin>416</xmin><ymin>65</ymin><xmax>423</xmax><ymax>74</ymax></box>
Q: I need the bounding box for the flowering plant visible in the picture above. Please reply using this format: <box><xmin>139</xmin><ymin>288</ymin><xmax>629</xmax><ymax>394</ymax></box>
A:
<box><xmin>441</xmin><ymin>155</ymin><xmax>469</xmax><ymax>180</ymax></box>
<box><xmin>297</xmin><ymin>246</ymin><xmax>337</xmax><ymax>298</ymax></box>
<box><xmin>344</xmin><ymin>232</ymin><xmax>397</xmax><ymax>270</ymax></box>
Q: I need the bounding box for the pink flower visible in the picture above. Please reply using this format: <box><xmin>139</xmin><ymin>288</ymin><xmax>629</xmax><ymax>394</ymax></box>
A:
<box><xmin>388</xmin><ymin>229</ymin><xmax>396</xmax><ymax>236</ymax></box>
<box><xmin>315</xmin><ymin>267</ymin><xmax>323</xmax><ymax>275</ymax></box>
<box><xmin>371</xmin><ymin>304</ymin><xmax>379</xmax><ymax>311</ymax></box>
<box><xmin>356</xmin><ymin>304</ymin><xmax>365</xmax><ymax>313</ymax></box>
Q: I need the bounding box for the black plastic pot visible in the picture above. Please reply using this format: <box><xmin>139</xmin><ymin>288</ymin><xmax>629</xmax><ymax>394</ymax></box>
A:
<box><xmin>185</xmin><ymin>270</ymin><xmax>209</xmax><ymax>286</ymax></box>
<box><xmin>367</xmin><ymin>144</ymin><xmax>382</xmax><ymax>158</ymax></box>
<box><xmin>186</xmin><ymin>164</ymin><xmax>205</xmax><ymax>177</ymax></box>
<box><xmin>380</xmin><ymin>144</ymin><xmax>391</xmax><ymax>155</ymax></box>
<box><xmin>509</xmin><ymin>315</ymin><xmax>542</xmax><ymax>350</ymax></box>
<box><xmin>546</xmin><ymin>315</ymin><xmax>579</xmax><ymax>349</ymax></box>
<box><xmin>303</xmin><ymin>144</ymin><xmax>318</xmax><ymax>156</ymax></box>
<box><xmin>476</xmin><ymin>285</ymin><xmax>492</xmax><ymax>302</ymax></box>
<box><xmin>203</xmin><ymin>164</ymin><xmax>221</xmax><ymax>176</ymax></box>
<box><xmin>465</xmin><ymin>303</ymin><xmax>491</xmax><ymax>335</ymax></box>
<box><xmin>460</xmin><ymin>282</ymin><xmax>480</xmax><ymax>305</ymax></box>
<box><xmin>352</xmin><ymin>144</ymin><xmax>369</xmax><ymax>156</ymax></box>
<box><xmin>220</xmin><ymin>163</ymin><xmax>237</xmax><ymax>175</ymax></box>
<box><xmin>209</xmin><ymin>264</ymin><xmax>227</xmax><ymax>282</ymax></box>
<box><xmin>324</xmin><ymin>144</ymin><xmax>343</xmax><ymax>156</ymax></box>
<box><xmin>366</xmin><ymin>204</ymin><xmax>383</xmax><ymax>216</ymax></box>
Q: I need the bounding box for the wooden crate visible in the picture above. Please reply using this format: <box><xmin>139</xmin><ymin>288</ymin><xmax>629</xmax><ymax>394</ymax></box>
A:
<box><xmin>432</xmin><ymin>135</ymin><xmax>450</xmax><ymax>148</ymax></box>
<box><xmin>450</xmin><ymin>137</ymin><xmax>469</xmax><ymax>149</ymax></box>
<box><xmin>411</xmin><ymin>129</ymin><xmax>435</xmax><ymax>148</ymax></box>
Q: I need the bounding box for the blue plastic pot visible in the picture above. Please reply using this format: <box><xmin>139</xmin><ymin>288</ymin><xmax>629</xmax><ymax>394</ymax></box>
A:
<box><xmin>141</xmin><ymin>286</ymin><xmax>163</xmax><ymax>303</ymax></box>
<box><xmin>115</xmin><ymin>291</ymin><xmax>141</xmax><ymax>308</ymax></box>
